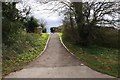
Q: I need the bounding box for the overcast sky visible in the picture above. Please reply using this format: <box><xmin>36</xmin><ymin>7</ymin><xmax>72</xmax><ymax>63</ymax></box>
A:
<box><xmin>16</xmin><ymin>0</ymin><xmax>119</xmax><ymax>31</ymax></box>
<box><xmin>16</xmin><ymin>0</ymin><xmax>65</xmax><ymax>32</ymax></box>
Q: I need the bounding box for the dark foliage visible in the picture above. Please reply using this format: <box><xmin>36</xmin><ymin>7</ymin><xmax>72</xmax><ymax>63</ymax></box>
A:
<box><xmin>26</xmin><ymin>16</ymin><xmax>39</xmax><ymax>33</ymax></box>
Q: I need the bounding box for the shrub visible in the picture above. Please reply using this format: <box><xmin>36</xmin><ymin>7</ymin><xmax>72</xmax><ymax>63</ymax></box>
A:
<box><xmin>94</xmin><ymin>27</ymin><xmax>118</xmax><ymax>48</ymax></box>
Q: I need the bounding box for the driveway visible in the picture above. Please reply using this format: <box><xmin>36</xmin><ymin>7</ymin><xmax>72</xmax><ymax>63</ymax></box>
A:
<box><xmin>5</xmin><ymin>33</ymin><xmax>114</xmax><ymax>78</ymax></box>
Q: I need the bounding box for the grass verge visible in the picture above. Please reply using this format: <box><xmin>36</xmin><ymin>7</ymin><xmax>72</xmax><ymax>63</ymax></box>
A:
<box><xmin>2</xmin><ymin>33</ymin><xmax>49</xmax><ymax>76</ymax></box>
<box><xmin>58</xmin><ymin>33</ymin><xmax>118</xmax><ymax>77</ymax></box>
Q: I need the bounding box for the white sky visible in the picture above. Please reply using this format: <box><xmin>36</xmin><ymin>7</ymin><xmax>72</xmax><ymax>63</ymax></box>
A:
<box><xmin>16</xmin><ymin>0</ymin><xmax>64</xmax><ymax>32</ymax></box>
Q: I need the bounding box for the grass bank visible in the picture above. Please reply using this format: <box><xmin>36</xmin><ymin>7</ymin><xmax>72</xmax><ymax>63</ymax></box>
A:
<box><xmin>3</xmin><ymin>33</ymin><xmax>49</xmax><ymax>76</ymax></box>
<box><xmin>58</xmin><ymin>33</ymin><xmax>118</xmax><ymax>77</ymax></box>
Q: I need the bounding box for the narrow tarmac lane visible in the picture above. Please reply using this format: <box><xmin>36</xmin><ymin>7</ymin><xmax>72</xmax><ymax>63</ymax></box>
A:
<box><xmin>5</xmin><ymin>33</ymin><xmax>114</xmax><ymax>78</ymax></box>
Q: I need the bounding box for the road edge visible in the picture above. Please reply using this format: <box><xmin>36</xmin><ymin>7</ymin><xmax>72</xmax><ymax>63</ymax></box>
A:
<box><xmin>58</xmin><ymin>33</ymin><xmax>82</xmax><ymax>61</ymax></box>
<box><xmin>34</xmin><ymin>33</ymin><xmax>51</xmax><ymax>60</ymax></box>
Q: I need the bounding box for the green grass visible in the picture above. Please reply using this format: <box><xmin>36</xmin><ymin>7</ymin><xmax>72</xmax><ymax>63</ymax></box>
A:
<box><xmin>58</xmin><ymin>33</ymin><xmax>62</xmax><ymax>37</ymax></box>
<box><xmin>58</xmin><ymin>33</ymin><xmax>118</xmax><ymax>77</ymax></box>
<box><xmin>2</xmin><ymin>33</ymin><xmax>49</xmax><ymax>76</ymax></box>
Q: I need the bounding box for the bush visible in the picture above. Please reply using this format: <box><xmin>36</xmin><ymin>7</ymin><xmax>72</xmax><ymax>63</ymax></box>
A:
<box><xmin>62</xmin><ymin>25</ymin><xmax>79</xmax><ymax>44</ymax></box>
<box><xmin>27</xmin><ymin>16</ymin><xmax>40</xmax><ymax>33</ymax></box>
<box><xmin>94</xmin><ymin>27</ymin><xmax>118</xmax><ymax>48</ymax></box>
<box><xmin>2</xmin><ymin>33</ymin><xmax>49</xmax><ymax>76</ymax></box>
<box><xmin>2</xmin><ymin>18</ymin><xmax>25</xmax><ymax>46</ymax></box>
<box><xmin>62</xmin><ymin>24</ymin><xmax>118</xmax><ymax>48</ymax></box>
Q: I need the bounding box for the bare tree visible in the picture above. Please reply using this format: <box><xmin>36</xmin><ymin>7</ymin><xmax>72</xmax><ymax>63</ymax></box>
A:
<box><xmin>36</xmin><ymin>0</ymin><xmax>120</xmax><ymax>28</ymax></box>
<box><xmin>34</xmin><ymin>0</ymin><xmax>120</xmax><ymax>45</ymax></box>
